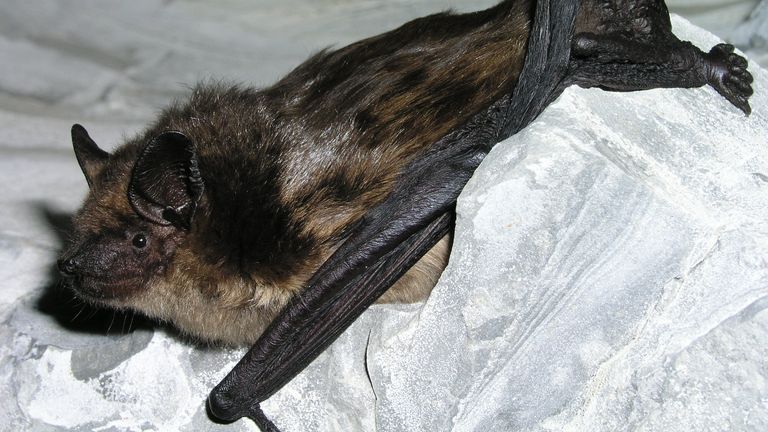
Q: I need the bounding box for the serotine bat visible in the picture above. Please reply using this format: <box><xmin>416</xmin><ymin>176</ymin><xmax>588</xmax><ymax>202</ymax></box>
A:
<box><xmin>58</xmin><ymin>0</ymin><xmax>752</xmax><ymax>430</ymax></box>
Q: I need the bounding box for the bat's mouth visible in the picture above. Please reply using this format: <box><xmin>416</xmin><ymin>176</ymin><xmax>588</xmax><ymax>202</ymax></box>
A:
<box><xmin>64</xmin><ymin>273</ymin><xmax>146</xmax><ymax>302</ymax></box>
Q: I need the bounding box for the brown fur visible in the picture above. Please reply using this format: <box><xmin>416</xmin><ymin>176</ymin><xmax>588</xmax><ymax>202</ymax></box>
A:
<box><xmin>378</xmin><ymin>235</ymin><xmax>452</xmax><ymax>304</ymax></box>
<box><xmin>60</xmin><ymin>0</ymin><xmax>534</xmax><ymax>346</ymax></box>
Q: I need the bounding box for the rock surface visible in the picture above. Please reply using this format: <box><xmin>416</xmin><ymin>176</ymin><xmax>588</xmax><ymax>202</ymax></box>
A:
<box><xmin>360</xmin><ymin>19</ymin><xmax>768</xmax><ymax>430</ymax></box>
<box><xmin>0</xmin><ymin>2</ymin><xmax>767</xmax><ymax>432</ymax></box>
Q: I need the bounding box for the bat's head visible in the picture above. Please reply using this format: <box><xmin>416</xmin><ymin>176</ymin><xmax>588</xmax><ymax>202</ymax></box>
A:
<box><xmin>58</xmin><ymin>124</ymin><xmax>203</xmax><ymax>304</ymax></box>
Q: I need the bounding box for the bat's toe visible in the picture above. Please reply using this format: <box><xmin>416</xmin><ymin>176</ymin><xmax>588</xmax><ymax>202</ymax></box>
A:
<box><xmin>704</xmin><ymin>43</ymin><xmax>754</xmax><ymax>116</ymax></box>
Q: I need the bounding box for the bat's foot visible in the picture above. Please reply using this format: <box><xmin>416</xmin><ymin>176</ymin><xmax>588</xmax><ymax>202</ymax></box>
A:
<box><xmin>702</xmin><ymin>43</ymin><xmax>754</xmax><ymax>115</ymax></box>
<box><xmin>571</xmin><ymin>1</ymin><xmax>753</xmax><ymax>116</ymax></box>
<box><xmin>569</xmin><ymin>36</ymin><xmax>754</xmax><ymax>116</ymax></box>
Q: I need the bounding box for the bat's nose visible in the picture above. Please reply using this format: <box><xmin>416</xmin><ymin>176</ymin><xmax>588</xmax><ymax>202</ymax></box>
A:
<box><xmin>57</xmin><ymin>257</ymin><xmax>79</xmax><ymax>276</ymax></box>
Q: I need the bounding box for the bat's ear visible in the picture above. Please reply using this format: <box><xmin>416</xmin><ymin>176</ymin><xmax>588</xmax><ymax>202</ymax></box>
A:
<box><xmin>71</xmin><ymin>124</ymin><xmax>109</xmax><ymax>187</ymax></box>
<box><xmin>128</xmin><ymin>131</ymin><xmax>204</xmax><ymax>230</ymax></box>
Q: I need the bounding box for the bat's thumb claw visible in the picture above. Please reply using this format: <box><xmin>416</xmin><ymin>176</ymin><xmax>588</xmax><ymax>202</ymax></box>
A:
<box><xmin>207</xmin><ymin>392</ymin><xmax>281</xmax><ymax>432</ymax></box>
<box><xmin>206</xmin><ymin>391</ymin><xmax>241</xmax><ymax>423</ymax></box>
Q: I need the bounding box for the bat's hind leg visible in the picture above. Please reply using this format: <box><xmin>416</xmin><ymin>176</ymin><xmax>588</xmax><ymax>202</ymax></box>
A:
<box><xmin>570</xmin><ymin>0</ymin><xmax>754</xmax><ymax>114</ymax></box>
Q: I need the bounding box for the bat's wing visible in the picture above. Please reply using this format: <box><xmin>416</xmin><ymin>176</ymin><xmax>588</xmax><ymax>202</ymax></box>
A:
<box><xmin>208</xmin><ymin>1</ymin><xmax>579</xmax><ymax>430</ymax></box>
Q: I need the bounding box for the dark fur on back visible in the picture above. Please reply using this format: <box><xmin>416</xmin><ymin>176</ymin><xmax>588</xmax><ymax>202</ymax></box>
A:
<box><xmin>60</xmin><ymin>0</ymin><xmax>534</xmax><ymax>345</ymax></box>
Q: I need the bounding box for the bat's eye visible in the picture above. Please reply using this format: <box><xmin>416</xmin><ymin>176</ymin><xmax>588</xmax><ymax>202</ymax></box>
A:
<box><xmin>132</xmin><ymin>233</ymin><xmax>148</xmax><ymax>249</ymax></box>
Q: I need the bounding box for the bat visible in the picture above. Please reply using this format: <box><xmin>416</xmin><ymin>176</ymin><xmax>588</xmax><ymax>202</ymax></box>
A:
<box><xmin>57</xmin><ymin>0</ymin><xmax>753</xmax><ymax>430</ymax></box>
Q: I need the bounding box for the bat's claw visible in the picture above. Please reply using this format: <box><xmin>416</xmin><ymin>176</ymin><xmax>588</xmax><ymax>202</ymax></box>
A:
<box><xmin>207</xmin><ymin>392</ymin><xmax>280</xmax><ymax>431</ymax></box>
<box><xmin>207</xmin><ymin>392</ymin><xmax>240</xmax><ymax>423</ymax></box>
<box><xmin>704</xmin><ymin>43</ymin><xmax>753</xmax><ymax>115</ymax></box>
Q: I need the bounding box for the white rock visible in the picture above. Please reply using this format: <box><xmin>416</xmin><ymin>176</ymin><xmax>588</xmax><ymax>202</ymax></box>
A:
<box><xmin>351</xmin><ymin>16</ymin><xmax>768</xmax><ymax>432</ymax></box>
